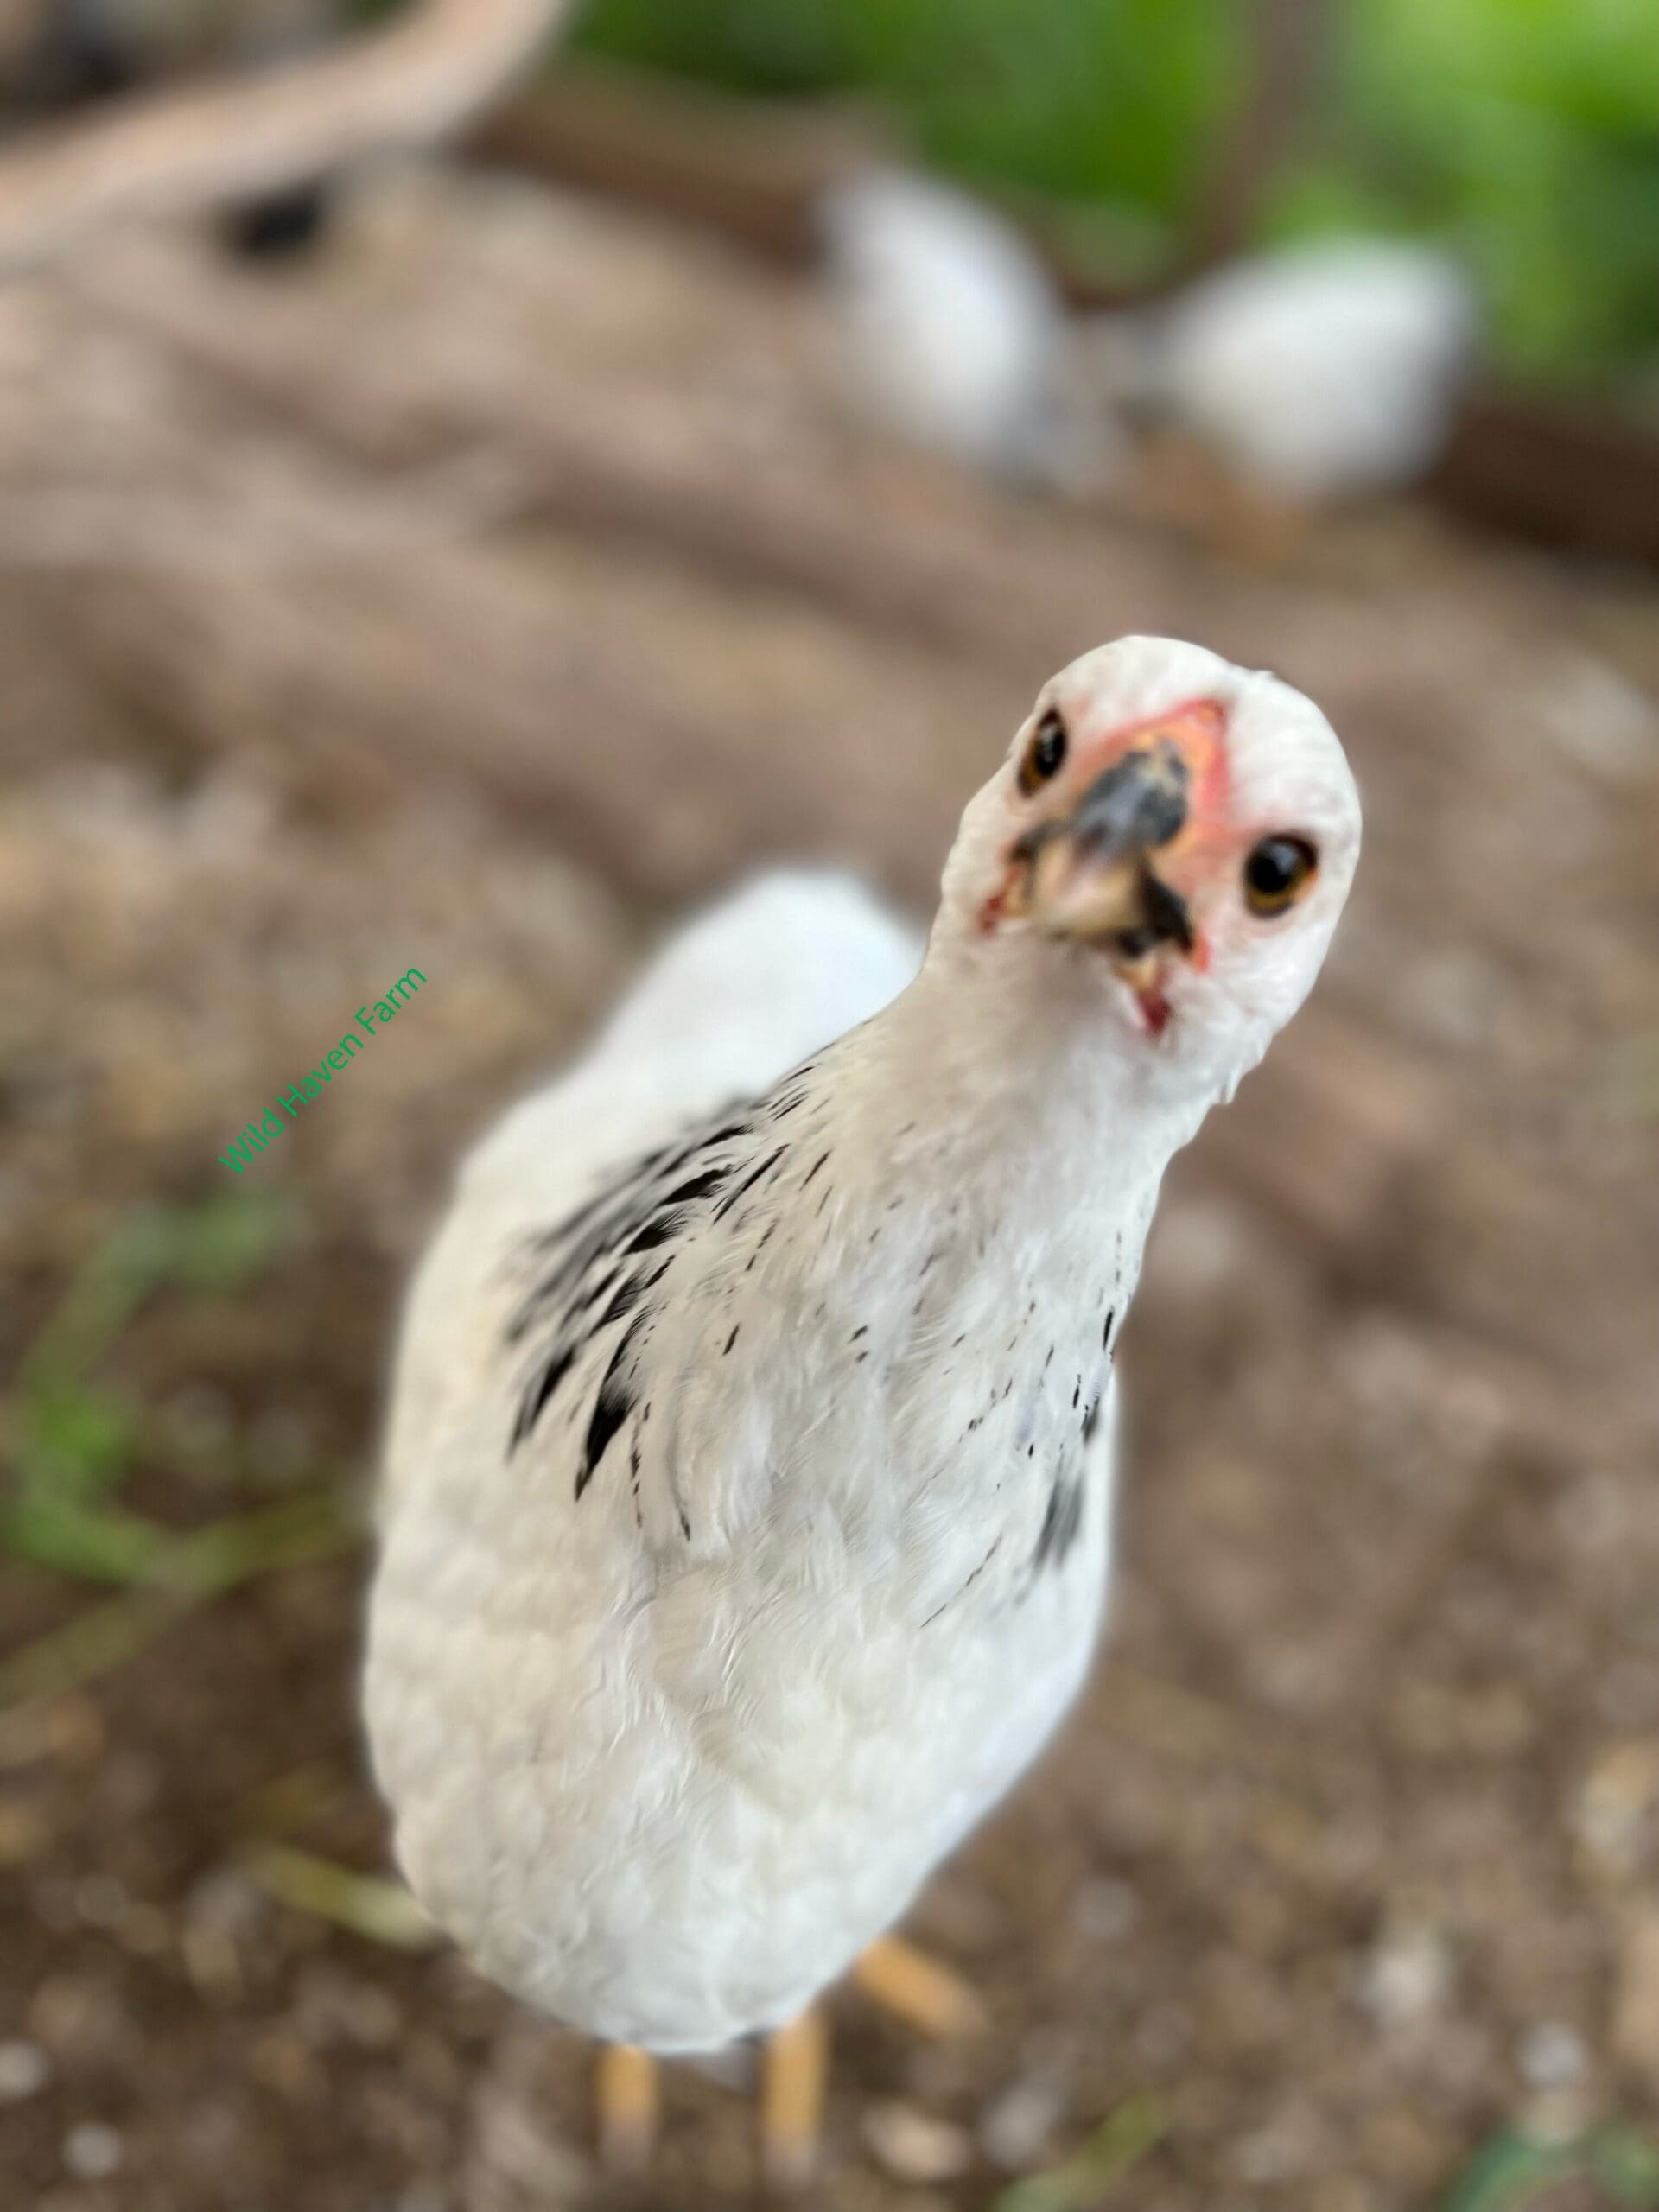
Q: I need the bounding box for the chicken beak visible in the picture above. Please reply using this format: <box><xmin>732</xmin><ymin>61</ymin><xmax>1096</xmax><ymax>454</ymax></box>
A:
<box><xmin>1009</xmin><ymin>739</ymin><xmax>1197</xmax><ymax>969</ymax></box>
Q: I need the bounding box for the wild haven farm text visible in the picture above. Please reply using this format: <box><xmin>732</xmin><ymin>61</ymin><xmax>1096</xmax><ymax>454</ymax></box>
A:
<box><xmin>219</xmin><ymin>969</ymin><xmax>425</xmax><ymax>1172</ymax></box>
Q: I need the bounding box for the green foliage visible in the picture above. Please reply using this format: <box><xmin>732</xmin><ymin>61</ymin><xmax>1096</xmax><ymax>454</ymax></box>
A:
<box><xmin>0</xmin><ymin>1194</ymin><xmax>359</xmax><ymax>1712</ymax></box>
<box><xmin>570</xmin><ymin>0</ymin><xmax>1659</xmax><ymax>388</ymax></box>
<box><xmin>3</xmin><ymin>1193</ymin><xmax>296</xmax><ymax>1582</ymax></box>
<box><xmin>1293</xmin><ymin>0</ymin><xmax>1659</xmax><ymax>384</ymax></box>
<box><xmin>575</xmin><ymin>0</ymin><xmax>1243</xmax><ymax>252</ymax></box>
<box><xmin>572</xmin><ymin>0</ymin><xmax>854</xmax><ymax>93</ymax></box>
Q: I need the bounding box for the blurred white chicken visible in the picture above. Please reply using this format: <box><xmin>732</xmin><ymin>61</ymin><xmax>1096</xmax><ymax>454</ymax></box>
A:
<box><xmin>1096</xmin><ymin>236</ymin><xmax>1478</xmax><ymax>501</ymax></box>
<box><xmin>365</xmin><ymin>635</ymin><xmax>1360</xmax><ymax>2186</ymax></box>
<box><xmin>817</xmin><ymin>166</ymin><xmax>1114</xmax><ymax>491</ymax></box>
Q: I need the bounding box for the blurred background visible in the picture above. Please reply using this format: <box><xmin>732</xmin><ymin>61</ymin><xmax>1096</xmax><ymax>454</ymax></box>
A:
<box><xmin>2</xmin><ymin>3</ymin><xmax>1658</xmax><ymax>2208</ymax></box>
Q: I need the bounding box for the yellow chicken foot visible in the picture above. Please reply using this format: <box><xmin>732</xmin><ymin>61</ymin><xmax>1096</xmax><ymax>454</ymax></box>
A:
<box><xmin>596</xmin><ymin>2041</ymin><xmax>659</xmax><ymax>2177</ymax></box>
<box><xmin>760</xmin><ymin>2005</ymin><xmax>830</xmax><ymax>2193</ymax></box>
<box><xmin>851</xmin><ymin>1934</ymin><xmax>988</xmax><ymax>2037</ymax></box>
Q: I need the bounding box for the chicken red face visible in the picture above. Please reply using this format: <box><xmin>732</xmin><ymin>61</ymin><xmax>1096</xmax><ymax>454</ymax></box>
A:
<box><xmin>939</xmin><ymin>637</ymin><xmax>1360</xmax><ymax>1080</ymax></box>
<box><xmin>998</xmin><ymin>696</ymin><xmax>1234</xmax><ymax>1034</ymax></box>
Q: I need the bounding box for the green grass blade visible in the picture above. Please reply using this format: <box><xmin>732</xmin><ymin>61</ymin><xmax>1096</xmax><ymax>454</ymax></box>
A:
<box><xmin>243</xmin><ymin>1844</ymin><xmax>437</xmax><ymax>1950</ymax></box>
<box><xmin>993</xmin><ymin>2094</ymin><xmax>1168</xmax><ymax>2212</ymax></box>
<box><xmin>0</xmin><ymin>1490</ymin><xmax>359</xmax><ymax>1712</ymax></box>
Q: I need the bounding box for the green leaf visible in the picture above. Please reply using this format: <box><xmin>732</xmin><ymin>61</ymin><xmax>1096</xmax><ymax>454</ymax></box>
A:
<box><xmin>12</xmin><ymin>1382</ymin><xmax>139</xmax><ymax>1502</ymax></box>
<box><xmin>0</xmin><ymin>1493</ymin><xmax>168</xmax><ymax>1584</ymax></box>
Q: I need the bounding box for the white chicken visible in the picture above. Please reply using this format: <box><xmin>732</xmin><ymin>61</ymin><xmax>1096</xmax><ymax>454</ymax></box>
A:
<box><xmin>1095</xmin><ymin>237</ymin><xmax>1478</xmax><ymax>501</ymax></box>
<box><xmin>817</xmin><ymin>166</ymin><xmax>1113</xmax><ymax>491</ymax></box>
<box><xmin>364</xmin><ymin>634</ymin><xmax>1361</xmax><ymax>2183</ymax></box>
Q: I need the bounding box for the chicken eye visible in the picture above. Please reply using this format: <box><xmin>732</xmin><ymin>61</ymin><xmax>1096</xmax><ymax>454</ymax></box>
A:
<box><xmin>1243</xmin><ymin>834</ymin><xmax>1319</xmax><ymax>917</ymax></box>
<box><xmin>1019</xmin><ymin>710</ymin><xmax>1068</xmax><ymax>795</ymax></box>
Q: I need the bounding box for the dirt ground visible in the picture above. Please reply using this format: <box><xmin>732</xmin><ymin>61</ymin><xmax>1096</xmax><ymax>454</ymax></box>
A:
<box><xmin>2</xmin><ymin>161</ymin><xmax>1658</xmax><ymax>2212</ymax></box>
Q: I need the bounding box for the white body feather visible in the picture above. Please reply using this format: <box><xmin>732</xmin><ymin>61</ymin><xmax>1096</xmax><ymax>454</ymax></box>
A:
<box><xmin>366</xmin><ymin>874</ymin><xmax>1136</xmax><ymax>2049</ymax></box>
